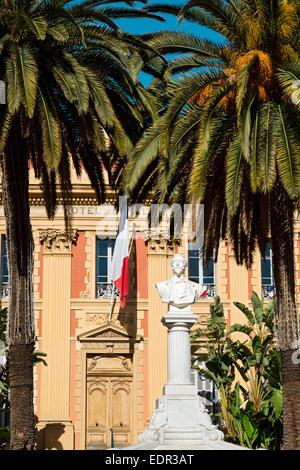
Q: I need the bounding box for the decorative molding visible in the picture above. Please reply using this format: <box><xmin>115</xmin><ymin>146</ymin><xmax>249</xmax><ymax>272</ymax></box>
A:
<box><xmin>86</xmin><ymin>312</ymin><xmax>134</xmax><ymax>328</ymax></box>
<box><xmin>145</xmin><ymin>236</ymin><xmax>176</xmax><ymax>256</ymax></box>
<box><xmin>87</xmin><ymin>355</ymin><xmax>132</xmax><ymax>373</ymax></box>
<box><xmin>111</xmin><ymin>380</ymin><xmax>131</xmax><ymax>394</ymax></box>
<box><xmin>40</xmin><ymin>229</ymin><xmax>78</xmax><ymax>255</ymax></box>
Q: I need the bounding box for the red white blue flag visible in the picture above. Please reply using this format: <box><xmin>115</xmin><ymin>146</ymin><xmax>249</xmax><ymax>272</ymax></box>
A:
<box><xmin>110</xmin><ymin>200</ymin><xmax>129</xmax><ymax>308</ymax></box>
<box><xmin>200</xmin><ymin>286</ymin><xmax>207</xmax><ymax>298</ymax></box>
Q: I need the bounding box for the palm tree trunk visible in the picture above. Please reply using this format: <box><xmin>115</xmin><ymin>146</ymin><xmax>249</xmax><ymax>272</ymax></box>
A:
<box><xmin>1</xmin><ymin>125</ymin><xmax>35</xmax><ymax>450</ymax></box>
<box><xmin>271</xmin><ymin>186</ymin><xmax>300</xmax><ymax>450</ymax></box>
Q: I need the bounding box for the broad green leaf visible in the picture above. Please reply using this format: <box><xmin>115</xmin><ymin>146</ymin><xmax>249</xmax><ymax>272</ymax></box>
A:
<box><xmin>251</xmin><ymin>291</ymin><xmax>263</xmax><ymax>326</ymax></box>
<box><xmin>233</xmin><ymin>301</ymin><xmax>255</xmax><ymax>325</ymax></box>
<box><xmin>270</xmin><ymin>388</ymin><xmax>283</xmax><ymax>420</ymax></box>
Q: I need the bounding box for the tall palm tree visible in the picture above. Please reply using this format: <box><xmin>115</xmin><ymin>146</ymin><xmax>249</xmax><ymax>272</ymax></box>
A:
<box><xmin>124</xmin><ymin>0</ymin><xmax>300</xmax><ymax>449</ymax></box>
<box><xmin>0</xmin><ymin>0</ymin><xmax>165</xmax><ymax>450</ymax></box>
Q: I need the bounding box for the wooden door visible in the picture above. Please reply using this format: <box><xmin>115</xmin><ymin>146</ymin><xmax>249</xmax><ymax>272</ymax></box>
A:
<box><xmin>86</xmin><ymin>376</ymin><xmax>133</xmax><ymax>449</ymax></box>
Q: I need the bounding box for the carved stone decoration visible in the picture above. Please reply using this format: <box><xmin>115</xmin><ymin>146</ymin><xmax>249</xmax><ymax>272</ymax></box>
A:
<box><xmin>87</xmin><ymin>314</ymin><xmax>108</xmax><ymax>325</ymax></box>
<box><xmin>40</xmin><ymin>229</ymin><xmax>78</xmax><ymax>254</ymax></box>
<box><xmin>86</xmin><ymin>355</ymin><xmax>132</xmax><ymax>374</ymax></box>
<box><xmin>87</xmin><ymin>378</ymin><xmax>108</xmax><ymax>395</ymax></box>
<box><xmin>86</xmin><ymin>312</ymin><xmax>134</xmax><ymax>328</ymax></box>
<box><xmin>121</xmin><ymin>358</ymin><xmax>131</xmax><ymax>371</ymax></box>
<box><xmin>87</xmin><ymin>355</ymin><xmax>101</xmax><ymax>371</ymax></box>
<box><xmin>191</xmin><ymin>315</ymin><xmax>208</xmax><ymax>332</ymax></box>
<box><xmin>145</xmin><ymin>234</ymin><xmax>175</xmax><ymax>256</ymax></box>
<box><xmin>111</xmin><ymin>380</ymin><xmax>131</xmax><ymax>395</ymax></box>
<box><xmin>80</xmin><ymin>290</ymin><xmax>91</xmax><ymax>299</ymax></box>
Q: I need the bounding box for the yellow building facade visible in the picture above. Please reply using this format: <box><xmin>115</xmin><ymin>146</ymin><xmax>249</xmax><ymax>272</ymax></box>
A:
<box><xmin>1</xmin><ymin>169</ymin><xmax>300</xmax><ymax>450</ymax></box>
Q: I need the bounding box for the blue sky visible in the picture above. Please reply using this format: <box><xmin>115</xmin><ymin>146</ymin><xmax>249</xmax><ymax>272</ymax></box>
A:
<box><xmin>111</xmin><ymin>1</ymin><xmax>222</xmax><ymax>85</ymax></box>
<box><xmin>113</xmin><ymin>0</ymin><xmax>218</xmax><ymax>39</ymax></box>
<box><xmin>72</xmin><ymin>1</ymin><xmax>223</xmax><ymax>85</ymax></box>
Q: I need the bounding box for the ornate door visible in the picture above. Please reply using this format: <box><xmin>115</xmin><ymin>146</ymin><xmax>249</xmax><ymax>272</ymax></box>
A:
<box><xmin>86</xmin><ymin>355</ymin><xmax>133</xmax><ymax>449</ymax></box>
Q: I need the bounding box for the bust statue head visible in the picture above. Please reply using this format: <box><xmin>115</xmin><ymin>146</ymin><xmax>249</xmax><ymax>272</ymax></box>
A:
<box><xmin>170</xmin><ymin>254</ymin><xmax>187</xmax><ymax>277</ymax></box>
<box><xmin>156</xmin><ymin>253</ymin><xmax>205</xmax><ymax>308</ymax></box>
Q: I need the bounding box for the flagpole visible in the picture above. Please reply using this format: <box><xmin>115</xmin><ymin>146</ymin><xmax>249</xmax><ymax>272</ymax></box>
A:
<box><xmin>109</xmin><ymin>284</ymin><xmax>115</xmax><ymax>324</ymax></box>
<box><xmin>109</xmin><ymin>221</ymin><xmax>135</xmax><ymax>323</ymax></box>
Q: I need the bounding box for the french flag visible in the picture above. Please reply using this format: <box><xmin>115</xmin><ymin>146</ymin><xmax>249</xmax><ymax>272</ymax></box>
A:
<box><xmin>110</xmin><ymin>199</ymin><xmax>129</xmax><ymax>308</ymax></box>
<box><xmin>200</xmin><ymin>286</ymin><xmax>207</xmax><ymax>298</ymax></box>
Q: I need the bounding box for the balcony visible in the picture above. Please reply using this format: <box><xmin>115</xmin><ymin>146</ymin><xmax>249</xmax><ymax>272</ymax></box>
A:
<box><xmin>1</xmin><ymin>282</ymin><xmax>8</xmax><ymax>299</ymax></box>
<box><xmin>96</xmin><ymin>281</ymin><xmax>120</xmax><ymax>299</ymax></box>
<box><xmin>262</xmin><ymin>284</ymin><xmax>276</xmax><ymax>300</ymax></box>
<box><xmin>204</xmin><ymin>284</ymin><xmax>216</xmax><ymax>299</ymax></box>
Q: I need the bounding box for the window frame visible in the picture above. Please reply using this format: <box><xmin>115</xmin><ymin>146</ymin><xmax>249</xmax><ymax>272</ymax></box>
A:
<box><xmin>187</xmin><ymin>242</ymin><xmax>216</xmax><ymax>296</ymax></box>
<box><xmin>95</xmin><ymin>237</ymin><xmax>119</xmax><ymax>299</ymax></box>
<box><xmin>261</xmin><ymin>241</ymin><xmax>275</xmax><ymax>299</ymax></box>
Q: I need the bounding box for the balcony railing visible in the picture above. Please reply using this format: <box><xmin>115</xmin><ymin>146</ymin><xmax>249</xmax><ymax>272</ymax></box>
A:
<box><xmin>96</xmin><ymin>281</ymin><xmax>120</xmax><ymax>299</ymax></box>
<box><xmin>203</xmin><ymin>284</ymin><xmax>216</xmax><ymax>299</ymax></box>
<box><xmin>1</xmin><ymin>282</ymin><xmax>8</xmax><ymax>299</ymax></box>
<box><xmin>262</xmin><ymin>284</ymin><xmax>276</xmax><ymax>300</ymax></box>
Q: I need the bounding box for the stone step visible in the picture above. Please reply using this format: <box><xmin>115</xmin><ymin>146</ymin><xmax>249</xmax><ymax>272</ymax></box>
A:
<box><xmin>162</xmin><ymin>428</ymin><xmax>213</xmax><ymax>442</ymax></box>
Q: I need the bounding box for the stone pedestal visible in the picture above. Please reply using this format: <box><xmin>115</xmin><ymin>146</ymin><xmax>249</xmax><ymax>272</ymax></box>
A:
<box><xmin>122</xmin><ymin>254</ymin><xmax>245</xmax><ymax>450</ymax></box>
<box><xmin>123</xmin><ymin>308</ymin><xmax>245</xmax><ymax>450</ymax></box>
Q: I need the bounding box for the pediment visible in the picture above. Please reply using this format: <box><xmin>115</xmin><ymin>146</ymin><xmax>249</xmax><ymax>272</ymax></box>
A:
<box><xmin>78</xmin><ymin>324</ymin><xmax>135</xmax><ymax>343</ymax></box>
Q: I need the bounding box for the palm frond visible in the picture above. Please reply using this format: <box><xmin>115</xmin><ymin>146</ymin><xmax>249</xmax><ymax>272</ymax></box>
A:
<box><xmin>15</xmin><ymin>45</ymin><xmax>38</xmax><ymax>118</ymax></box>
<box><xmin>225</xmin><ymin>132</ymin><xmax>244</xmax><ymax>214</ymax></box>
<box><xmin>37</xmin><ymin>87</ymin><xmax>62</xmax><ymax>169</ymax></box>
<box><xmin>275</xmin><ymin>104</ymin><xmax>300</xmax><ymax>198</ymax></box>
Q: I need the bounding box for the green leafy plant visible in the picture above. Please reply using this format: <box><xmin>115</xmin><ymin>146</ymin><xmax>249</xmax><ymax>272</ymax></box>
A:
<box><xmin>192</xmin><ymin>293</ymin><xmax>283</xmax><ymax>450</ymax></box>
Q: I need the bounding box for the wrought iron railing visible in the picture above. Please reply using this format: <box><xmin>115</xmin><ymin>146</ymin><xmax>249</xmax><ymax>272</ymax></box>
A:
<box><xmin>203</xmin><ymin>284</ymin><xmax>216</xmax><ymax>299</ymax></box>
<box><xmin>262</xmin><ymin>284</ymin><xmax>276</xmax><ymax>300</ymax></box>
<box><xmin>1</xmin><ymin>282</ymin><xmax>8</xmax><ymax>299</ymax></box>
<box><xmin>96</xmin><ymin>281</ymin><xmax>120</xmax><ymax>299</ymax></box>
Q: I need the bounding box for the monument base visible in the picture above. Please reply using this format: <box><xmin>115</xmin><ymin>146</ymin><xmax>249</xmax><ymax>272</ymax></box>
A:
<box><xmin>122</xmin><ymin>378</ymin><xmax>246</xmax><ymax>450</ymax></box>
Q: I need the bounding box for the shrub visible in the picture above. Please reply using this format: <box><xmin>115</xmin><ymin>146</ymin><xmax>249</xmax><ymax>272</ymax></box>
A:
<box><xmin>192</xmin><ymin>293</ymin><xmax>283</xmax><ymax>450</ymax></box>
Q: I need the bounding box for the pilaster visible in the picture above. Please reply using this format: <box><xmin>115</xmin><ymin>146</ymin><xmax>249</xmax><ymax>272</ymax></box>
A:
<box><xmin>37</xmin><ymin>229</ymin><xmax>78</xmax><ymax>450</ymax></box>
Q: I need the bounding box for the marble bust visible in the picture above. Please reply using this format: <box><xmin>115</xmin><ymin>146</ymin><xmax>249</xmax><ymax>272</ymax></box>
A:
<box><xmin>156</xmin><ymin>254</ymin><xmax>206</xmax><ymax>309</ymax></box>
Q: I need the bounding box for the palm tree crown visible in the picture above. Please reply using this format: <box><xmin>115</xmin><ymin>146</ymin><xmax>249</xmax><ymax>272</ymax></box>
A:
<box><xmin>124</xmin><ymin>0</ymin><xmax>300</xmax><ymax>450</ymax></box>
<box><xmin>0</xmin><ymin>0</ymin><xmax>166</xmax><ymax>449</ymax></box>
<box><xmin>0</xmin><ymin>0</ymin><xmax>165</xmax><ymax>216</ymax></box>
<box><xmin>126</xmin><ymin>0</ymin><xmax>300</xmax><ymax>262</ymax></box>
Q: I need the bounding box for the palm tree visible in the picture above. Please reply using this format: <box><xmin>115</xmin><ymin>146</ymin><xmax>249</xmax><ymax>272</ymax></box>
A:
<box><xmin>0</xmin><ymin>0</ymin><xmax>166</xmax><ymax>450</ymax></box>
<box><xmin>124</xmin><ymin>0</ymin><xmax>300</xmax><ymax>449</ymax></box>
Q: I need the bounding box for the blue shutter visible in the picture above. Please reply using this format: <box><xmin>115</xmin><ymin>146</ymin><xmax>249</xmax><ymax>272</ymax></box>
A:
<box><xmin>188</xmin><ymin>244</ymin><xmax>215</xmax><ymax>285</ymax></box>
<box><xmin>96</xmin><ymin>238</ymin><xmax>108</xmax><ymax>284</ymax></box>
<box><xmin>96</xmin><ymin>238</ymin><xmax>116</xmax><ymax>298</ymax></box>
<box><xmin>203</xmin><ymin>258</ymin><xmax>215</xmax><ymax>285</ymax></box>
<box><xmin>261</xmin><ymin>242</ymin><xmax>273</xmax><ymax>286</ymax></box>
<box><xmin>188</xmin><ymin>248</ymin><xmax>200</xmax><ymax>282</ymax></box>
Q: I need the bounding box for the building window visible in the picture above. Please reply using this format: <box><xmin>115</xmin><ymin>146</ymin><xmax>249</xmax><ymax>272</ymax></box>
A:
<box><xmin>188</xmin><ymin>243</ymin><xmax>216</xmax><ymax>298</ymax></box>
<box><xmin>1</xmin><ymin>236</ymin><xmax>8</xmax><ymax>299</ymax></box>
<box><xmin>96</xmin><ymin>238</ymin><xmax>119</xmax><ymax>299</ymax></box>
<box><xmin>261</xmin><ymin>242</ymin><xmax>275</xmax><ymax>299</ymax></box>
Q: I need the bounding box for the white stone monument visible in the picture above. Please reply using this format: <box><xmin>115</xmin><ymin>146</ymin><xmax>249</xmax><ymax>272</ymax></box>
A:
<box><xmin>124</xmin><ymin>254</ymin><xmax>245</xmax><ymax>450</ymax></box>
